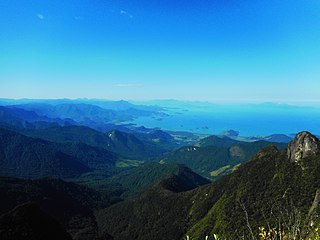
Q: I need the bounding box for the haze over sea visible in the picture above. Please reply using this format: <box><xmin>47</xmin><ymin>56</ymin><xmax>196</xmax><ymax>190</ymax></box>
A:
<box><xmin>129</xmin><ymin>102</ymin><xmax>320</xmax><ymax>136</ymax></box>
<box><xmin>1</xmin><ymin>1</ymin><xmax>320</xmax><ymax>137</ymax></box>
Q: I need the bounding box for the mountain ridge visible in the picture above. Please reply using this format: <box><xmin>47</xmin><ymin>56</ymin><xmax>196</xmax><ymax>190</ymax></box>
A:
<box><xmin>96</xmin><ymin>131</ymin><xmax>320</xmax><ymax>240</ymax></box>
<box><xmin>0</xmin><ymin>128</ymin><xmax>91</xmax><ymax>179</ymax></box>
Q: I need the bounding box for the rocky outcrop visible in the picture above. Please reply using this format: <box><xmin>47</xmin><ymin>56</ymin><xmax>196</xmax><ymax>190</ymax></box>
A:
<box><xmin>255</xmin><ymin>145</ymin><xmax>279</xmax><ymax>161</ymax></box>
<box><xmin>229</xmin><ymin>145</ymin><xmax>245</xmax><ymax>158</ymax></box>
<box><xmin>307</xmin><ymin>189</ymin><xmax>320</xmax><ymax>228</ymax></box>
<box><xmin>287</xmin><ymin>131</ymin><xmax>319</xmax><ymax>163</ymax></box>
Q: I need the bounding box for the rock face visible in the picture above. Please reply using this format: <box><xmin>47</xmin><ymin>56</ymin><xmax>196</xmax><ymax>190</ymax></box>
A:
<box><xmin>229</xmin><ymin>145</ymin><xmax>244</xmax><ymax>157</ymax></box>
<box><xmin>255</xmin><ymin>145</ymin><xmax>279</xmax><ymax>161</ymax></box>
<box><xmin>287</xmin><ymin>131</ymin><xmax>319</xmax><ymax>163</ymax></box>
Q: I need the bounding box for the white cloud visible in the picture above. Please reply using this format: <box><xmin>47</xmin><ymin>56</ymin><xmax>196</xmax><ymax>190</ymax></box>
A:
<box><xmin>114</xmin><ymin>84</ymin><xmax>144</xmax><ymax>87</ymax></box>
<box><xmin>120</xmin><ymin>10</ymin><xmax>133</xmax><ymax>19</ymax></box>
<box><xmin>36</xmin><ymin>13</ymin><xmax>44</xmax><ymax>20</ymax></box>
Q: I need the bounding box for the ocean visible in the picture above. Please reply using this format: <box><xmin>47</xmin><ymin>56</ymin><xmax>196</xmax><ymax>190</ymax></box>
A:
<box><xmin>128</xmin><ymin>103</ymin><xmax>320</xmax><ymax>136</ymax></box>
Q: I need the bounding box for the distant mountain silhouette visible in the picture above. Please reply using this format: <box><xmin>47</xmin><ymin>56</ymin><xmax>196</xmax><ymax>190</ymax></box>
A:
<box><xmin>0</xmin><ymin>106</ymin><xmax>70</xmax><ymax>129</ymax></box>
<box><xmin>10</xmin><ymin>102</ymin><xmax>159</xmax><ymax>125</ymax></box>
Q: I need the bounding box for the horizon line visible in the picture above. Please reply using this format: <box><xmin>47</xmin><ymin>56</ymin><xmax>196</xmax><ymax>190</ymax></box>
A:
<box><xmin>0</xmin><ymin>97</ymin><xmax>320</xmax><ymax>107</ymax></box>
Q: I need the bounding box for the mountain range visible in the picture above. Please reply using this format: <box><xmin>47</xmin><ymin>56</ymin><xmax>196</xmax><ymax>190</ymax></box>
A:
<box><xmin>97</xmin><ymin>131</ymin><xmax>320</xmax><ymax>240</ymax></box>
<box><xmin>1</xmin><ymin>99</ymin><xmax>319</xmax><ymax>240</ymax></box>
<box><xmin>162</xmin><ymin>135</ymin><xmax>287</xmax><ymax>179</ymax></box>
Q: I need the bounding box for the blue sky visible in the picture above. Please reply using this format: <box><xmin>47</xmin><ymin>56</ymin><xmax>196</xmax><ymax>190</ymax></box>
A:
<box><xmin>1</xmin><ymin>0</ymin><xmax>320</xmax><ymax>103</ymax></box>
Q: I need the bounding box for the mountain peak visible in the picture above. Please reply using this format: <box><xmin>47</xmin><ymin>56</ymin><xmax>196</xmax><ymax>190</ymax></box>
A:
<box><xmin>287</xmin><ymin>131</ymin><xmax>319</xmax><ymax>162</ymax></box>
<box><xmin>255</xmin><ymin>145</ymin><xmax>279</xmax><ymax>159</ymax></box>
<box><xmin>158</xmin><ymin>165</ymin><xmax>210</xmax><ymax>193</ymax></box>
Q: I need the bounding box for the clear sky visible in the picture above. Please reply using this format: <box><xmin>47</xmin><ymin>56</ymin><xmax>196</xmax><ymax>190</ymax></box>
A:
<box><xmin>1</xmin><ymin>0</ymin><xmax>320</xmax><ymax>102</ymax></box>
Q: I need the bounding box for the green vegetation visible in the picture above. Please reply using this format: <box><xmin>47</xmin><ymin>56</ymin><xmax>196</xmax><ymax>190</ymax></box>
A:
<box><xmin>2</xmin><ymin>101</ymin><xmax>319</xmax><ymax>240</ymax></box>
<box><xmin>115</xmin><ymin>159</ymin><xmax>144</xmax><ymax>168</ymax></box>
<box><xmin>76</xmin><ymin>162</ymin><xmax>210</xmax><ymax>198</ymax></box>
<box><xmin>96</xmin><ymin>167</ymin><xmax>208</xmax><ymax>240</ymax></box>
<box><xmin>210</xmin><ymin>165</ymin><xmax>231</xmax><ymax>177</ymax></box>
<box><xmin>0</xmin><ymin>128</ymin><xmax>91</xmax><ymax>178</ymax></box>
<box><xmin>0</xmin><ymin>176</ymin><xmax>117</xmax><ymax>239</ymax></box>
<box><xmin>11</xmin><ymin>102</ymin><xmax>160</xmax><ymax>124</ymax></box>
<box><xmin>96</xmin><ymin>134</ymin><xmax>320</xmax><ymax>240</ymax></box>
<box><xmin>162</xmin><ymin>139</ymin><xmax>287</xmax><ymax>179</ymax></box>
<box><xmin>184</xmin><ymin>143</ymin><xmax>320</xmax><ymax>240</ymax></box>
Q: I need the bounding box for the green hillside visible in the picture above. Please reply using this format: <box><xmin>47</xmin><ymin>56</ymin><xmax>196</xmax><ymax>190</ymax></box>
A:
<box><xmin>76</xmin><ymin>162</ymin><xmax>210</xmax><ymax>198</ymax></box>
<box><xmin>0</xmin><ymin>128</ymin><xmax>91</xmax><ymax>179</ymax></box>
<box><xmin>96</xmin><ymin>165</ymin><xmax>210</xmax><ymax>240</ymax></box>
<box><xmin>97</xmin><ymin>132</ymin><xmax>320</xmax><ymax>240</ymax></box>
<box><xmin>19</xmin><ymin>125</ymin><xmax>172</xmax><ymax>160</ymax></box>
<box><xmin>0</xmin><ymin>176</ymin><xmax>116</xmax><ymax>240</ymax></box>
<box><xmin>162</xmin><ymin>139</ymin><xmax>287</xmax><ymax>179</ymax></box>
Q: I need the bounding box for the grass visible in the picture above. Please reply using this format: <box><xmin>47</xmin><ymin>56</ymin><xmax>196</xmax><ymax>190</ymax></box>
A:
<box><xmin>210</xmin><ymin>165</ymin><xmax>231</xmax><ymax>177</ymax></box>
<box><xmin>115</xmin><ymin>159</ymin><xmax>144</xmax><ymax>168</ymax></box>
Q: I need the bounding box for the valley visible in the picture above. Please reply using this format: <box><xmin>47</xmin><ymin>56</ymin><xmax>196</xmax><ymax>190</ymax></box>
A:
<box><xmin>1</xmin><ymin>99</ymin><xmax>319</xmax><ymax>240</ymax></box>
<box><xmin>2</xmin><ymin>0</ymin><xmax>319</xmax><ymax>239</ymax></box>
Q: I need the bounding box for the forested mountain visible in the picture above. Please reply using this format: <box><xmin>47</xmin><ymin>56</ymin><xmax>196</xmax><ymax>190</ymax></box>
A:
<box><xmin>1</xmin><ymin>100</ymin><xmax>318</xmax><ymax>240</ymax></box>
<box><xmin>0</xmin><ymin>203</ymin><xmax>73</xmax><ymax>240</ymax></box>
<box><xmin>0</xmin><ymin>128</ymin><xmax>91</xmax><ymax>179</ymax></box>
<box><xmin>2</xmin><ymin>0</ymin><xmax>319</xmax><ymax>235</ymax></box>
<box><xmin>0</xmin><ymin>106</ymin><xmax>178</xmax><ymax>160</ymax></box>
<box><xmin>18</xmin><ymin>125</ymin><xmax>172</xmax><ymax>160</ymax></box>
<box><xmin>96</xmin><ymin>166</ymin><xmax>210</xmax><ymax>240</ymax></box>
<box><xmin>8</xmin><ymin>102</ymin><xmax>163</xmax><ymax>125</ymax></box>
<box><xmin>0</xmin><ymin>164</ymin><xmax>208</xmax><ymax>239</ymax></box>
<box><xmin>97</xmin><ymin>132</ymin><xmax>320</xmax><ymax>240</ymax></box>
<box><xmin>0</xmin><ymin>177</ymin><xmax>116</xmax><ymax>240</ymax></box>
<box><xmin>0</xmin><ymin>106</ymin><xmax>70</xmax><ymax>129</ymax></box>
<box><xmin>161</xmin><ymin>137</ymin><xmax>287</xmax><ymax>179</ymax></box>
<box><xmin>77</xmin><ymin>162</ymin><xmax>210</xmax><ymax>198</ymax></box>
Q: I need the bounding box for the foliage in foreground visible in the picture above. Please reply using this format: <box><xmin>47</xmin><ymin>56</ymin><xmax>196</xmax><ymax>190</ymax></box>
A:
<box><xmin>186</xmin><ymin>226</ymin><xmax>320</xmax><ymax>240</ymax></box>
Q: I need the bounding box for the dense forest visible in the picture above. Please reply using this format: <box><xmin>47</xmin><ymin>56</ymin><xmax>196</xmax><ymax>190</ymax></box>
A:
<box><xmin>1</xmin><ymin>100</ymin><xmax>320</xmax><ymax>240</ymax></box>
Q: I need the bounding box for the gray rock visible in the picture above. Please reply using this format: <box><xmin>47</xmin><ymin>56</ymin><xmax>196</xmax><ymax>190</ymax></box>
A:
<box><xmin>287</xmin><ymin>131</ymin><xmax>319</xmax><ymax>163</ymax></box>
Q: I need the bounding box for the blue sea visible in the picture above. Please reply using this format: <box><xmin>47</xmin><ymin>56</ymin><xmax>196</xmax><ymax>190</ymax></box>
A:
<box><xmin>128</xmin><ymin>103</ymin><xmax>320</xmax><ymax>136</ymax></box>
